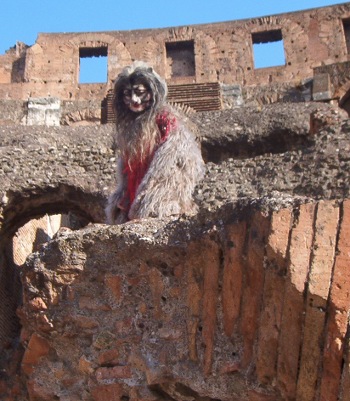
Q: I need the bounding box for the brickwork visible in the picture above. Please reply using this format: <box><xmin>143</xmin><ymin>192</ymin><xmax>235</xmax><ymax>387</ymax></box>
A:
<box><xmin>0</xmin><ymin>4</ymin><xmax>349</xmax><ymax>400</ymax></box>
<box><xmin>9</xmin><ymin>199</ymin><xmax>349</xmax><ymax>401</ymax></box>
<box><xmin>2</xmin><ymin>3</ymin><xmax>350</xmax><ymax>123</ymax></box>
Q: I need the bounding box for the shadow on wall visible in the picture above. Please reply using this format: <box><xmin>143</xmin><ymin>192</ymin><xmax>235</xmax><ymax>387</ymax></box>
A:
<box><xmin>0</xmin><ymin>184</ymin><xmax>106</xmax><ymax>382</ymax></box>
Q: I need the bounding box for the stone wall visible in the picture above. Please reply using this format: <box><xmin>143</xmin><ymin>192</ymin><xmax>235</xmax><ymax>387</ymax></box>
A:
<box><xmin>2</xmin><ymin>3</ymin><xmax>350</xmax><ymax>123</ymax></box>
<box><xmin>11</xmin><ymin>198</ymin><xmax>350</xmax><ymax>401</ymax></box>
<box><xmin>0</xmin><ymin>5</ymin><xmax>349</xmax><ymax>400</ymax></box>
<box><xmin>0</xmin><ymin>101</ymin><xmax>349</xmax><ymax>400</ymax></box>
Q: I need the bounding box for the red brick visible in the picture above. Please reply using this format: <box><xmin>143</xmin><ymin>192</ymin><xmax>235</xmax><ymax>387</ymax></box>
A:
<box><xmin>21</xmin><ymin>333</ymin><xmax>51</xmax><ymax>375</ymax></box>
<box><xmin>96</xmin><ymin>366</ymin><xmax>132</xmax><ymax>381</ymax></box>
<box><xmin>239</xmin><ymin>211</ymin><xmax>270</xmax><ymax>368</ymax></box>
<box><xmin>105</xmin><ymin>275</ymin><xmax>123</xmax><ymax>301</ymax></box>
<box><xmin>256</xmin><ymin>208</ymin><xmax>292</xmax><ymax>385</ymax></box>
<box><xmin>222</xmin><ymin>221</ymin><xmax>247</xmax><ymax>337</ymax></box>
<box><xmin>174</xmin><ymin>263</ymin><xmax>184</xmax><ymax>278</ymax></box>
<box><xmin>296</xmin><ymin>201</ymin><xmax>339</xmax><ymax>401</ymax></box>
<box><xmin>185</xmin><ymin>241</ymin><xmax>205</xmax><ymax>362</ymax></box>
<box><xmin>319</xmin><ymin>199</ymin><xmax>350</xmax><ymax>401</ymax></box>
<box><xmin>201</xmin><ymin>239</ymin><xmax>221</xmax><ymax>376</ymax></box>
<box><xmin>340</xmin><ymin>340</ymin><xmax>350</xmax><ymax>401</ymax></box>
<box><xmin>79</xmin><ymin>296</ymin><xmax>111</xmax><ymax>311</ymax></box>
<box><xmin>115</xmin><ymin>317</ymin><xmax>133</xmax><ymax>336</ymax></box>
<box><xmin>248</xmin><ymin>389</ymin><xmax>277</xmax><ymax>401</ymax></box>
<box><xmin>187</xmin><ymin>317</ymin><xmax>199</xmax><ymax>362</ymax></box>
<box><xmin>98</xmin><ymin>348</ymin><xmax>120</xmax><ymax>366</ymax></box>
<box><xmin>78</xmin><ymin>355</ymin><xmax>94</xmax><ymax>374</ymax></box>
<box><xmin>73</xmin><ymin>315</ymin><xmax>99</xmax><ymax>329</ymax></box>
<box><xmin>148</xmin><ymin>268</ymin><xmax>164</xmax><ymax>319</ymax></box>
<box><xmin>277</xmin><ymin>203</ymin><xmax>316</xmax><ymax>400</ymax></box>
<box><xmin>91</xmin><ymin>383</ymin><xmax>124</xmax><ymax>401</ymax></box>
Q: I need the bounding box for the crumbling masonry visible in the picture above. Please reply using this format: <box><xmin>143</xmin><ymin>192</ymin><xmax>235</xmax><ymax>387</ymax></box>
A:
<box><xmin>0</xmin><ymin>3</ymin><xmax>350</xmax><ymax>401</ymax></box>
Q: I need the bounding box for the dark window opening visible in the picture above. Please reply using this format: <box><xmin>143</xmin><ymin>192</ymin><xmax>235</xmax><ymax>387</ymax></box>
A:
<box><xmin>79</xmin><ymin>46</ymin><xmax>108</xmax><ymax>84</ymax></box>
<box><xmin>342</xmin><ymin>19</ymin><xmax>350</xmax><ymax>53</ymax></box>
<box><xmin>252</xmin><ymin>29</ymin><xmax>285</xmax><ymax>69</ymax></box>
<box><xmin>166</xmin><ymin>40</ymin><xmax>195</xmax><ymax>77</ymax></box>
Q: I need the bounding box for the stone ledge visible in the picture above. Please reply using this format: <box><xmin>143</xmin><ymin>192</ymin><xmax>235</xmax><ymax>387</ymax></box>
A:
<box><xmin>14</xmin><ymin>198</ymin><xmax>350</xmax><ymax>401</ymax></box>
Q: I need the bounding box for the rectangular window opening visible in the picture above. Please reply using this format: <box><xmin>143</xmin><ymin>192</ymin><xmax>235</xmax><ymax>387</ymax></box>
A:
<box><xmin>252</xmin><ymin>30</ymin><xmax>285</xmax><ymax>69</ymax></box>
<box><xmin>166</xmin><ymin>40</ymin><xmax>195</xmax><ymax>77</ymax></box>
<box><xmin>79</xmin><ymin>47</ymin><xmax>108</xmax><ymax>84</ymax></box>
<box><xmin>342</xmin><ymin>19</ymin><xmax>350</xmax><ymax>54</ymax></box>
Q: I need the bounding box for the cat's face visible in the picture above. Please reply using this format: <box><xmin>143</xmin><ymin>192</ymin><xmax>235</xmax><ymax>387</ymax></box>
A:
<box><xmin>122</xmin><ymin>82</ymin><xmax>152</xmax><ymax>113</ymax></box>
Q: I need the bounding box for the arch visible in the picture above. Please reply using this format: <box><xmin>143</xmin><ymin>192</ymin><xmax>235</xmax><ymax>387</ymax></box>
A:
<box><xmin>0</xmin><ymin>184</ymin><xmax>105</xmax><ymax>241</ymax></box>
<box><xmin>0</xmin><ymin>183</ymin><xmax>106</xmax><ymax>365</ymax></box>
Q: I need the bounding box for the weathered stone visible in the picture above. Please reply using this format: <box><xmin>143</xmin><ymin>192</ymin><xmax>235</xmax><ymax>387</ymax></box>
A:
<box><xmin>222</xmin><ymin>221</ymin><xmax>246</xmax><ymax>337</ymax></box>
<box><xmin>21</xmin><ymin>333</ymin><xmax>50</xmax><ymax>375</ymax></box>
<box><xmin>256</xmin><ymin>208</ymin><xmax>292</xmax><ymax>385</ymax></box>
<box><xmin>96</xmin><ymin>366</ymin><xmax>132</xmax><ymax>381</ymax></box>
<box><xmin>239</xmin><ymin>210</ymin><xmax>270</xmax><ymax>369</ymax></box>
<box><xmin>319</xmin><ymin>199</ymin><xmax>350</xmax><ymax>401</ymax></box>
<box><xmin>0</xmin><ymin>199</ymin><xmax>345</xmax><ymax>400</ymax></box>
<box><xmin>296</xmin><ymin>201</ymin><xmax>339</xmax><ymax>401</ymax></box>
<box><xmin>277</xmin><ymin>203</ymin><xmax>316</xmax><ymax>400</ymax></box>
<box><xmin>0</xmin><ymin>5</ymin><xmax>350</xmax><ymax>401</ymax></box>
<box><xmin>91</xmin><ymin>383</ymin><xmax>124</xmax><ymax>401</ymax></box>
<box><xmin>97</xmin><ymin>348</ymin><xmax>120</xmax><ymax>366</ymax></box>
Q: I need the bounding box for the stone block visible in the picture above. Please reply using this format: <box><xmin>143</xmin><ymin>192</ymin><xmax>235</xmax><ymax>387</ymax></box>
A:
<box><xmin>96</xmin><ymin>366</ymin><xmax>132</xmax><ymax>381</ymax></box>
<box><xmin>21</xmin><ymin>333</ymin><xmax>50</xmax><ymax>375</ymax></box>
<box><xmin>26</xmin><ymin>97</ymin><xmax>61</xmax><ymax>126</ymax></box>
<box><xmin>312</xmin><ymin>73</ymin><xmax>332</xmax><ymax>101</ymax></box>
<box><xmin>91</xmin><ymin>383</ymin><xmax>124</xmax><ymax>401</ymax></box>
<box><xmin>105</xmin><ymin>275</ymin><xmax>123</xmax><ymax>302</ymax></box>
<box><xmin>239</xmin><ymin>211</ymin><xmax>270</xmax><ymax>368</ymax></box>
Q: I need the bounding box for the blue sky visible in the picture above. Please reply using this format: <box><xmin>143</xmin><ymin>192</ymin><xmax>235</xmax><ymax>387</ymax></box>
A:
<box><xmin>1</xmin><ymin>1</ymin><xmax>347</xmax><ymax>82</ymax></box>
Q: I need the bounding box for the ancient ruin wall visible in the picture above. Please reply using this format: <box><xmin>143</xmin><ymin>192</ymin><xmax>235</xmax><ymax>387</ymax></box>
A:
<box><xmin>0</xmin><ymin>5</ymin><xmax>349</xmax><ymax>400</ymax></box>
<box><xmin>1</xmin><ymin>3</ymin><xmax>350</xmax><ymax>105</ymax></box>
<box><xmin>12</xmin><ymin>198</ymin><xmax>350</xmax><ymax>401</ymax></box>
<box><xmin>0</xmin><ymin>101</ymin><xmax>349</xmax><ymax>400</ymax></box>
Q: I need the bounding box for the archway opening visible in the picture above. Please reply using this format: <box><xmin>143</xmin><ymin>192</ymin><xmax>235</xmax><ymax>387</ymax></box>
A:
<box><xmin>0</xmin><ymin>203</ymin><xmax>93</xmax><ymax>379</ymax></box>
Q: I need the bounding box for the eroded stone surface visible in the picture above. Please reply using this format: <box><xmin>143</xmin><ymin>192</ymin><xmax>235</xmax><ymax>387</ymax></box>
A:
<box><xmin>0</xmin><ymin>98</ymin><xmax>349</xmax><ymax>401</ymax></box>
<box><xmin>11</xmin><ymin>198</ymin><xmax>349</xmax><ymax>401</ymax></box>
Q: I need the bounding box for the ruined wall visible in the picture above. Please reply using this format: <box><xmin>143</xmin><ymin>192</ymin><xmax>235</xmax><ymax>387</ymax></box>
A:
<box><xmin>11</xmin><ymin>198</ymin><xmax>350</xmax><ymax>401</ymax></box>
<box><xmin>0</xmin><ymin>6</ymin><xmax>349</xmax><ymax>400</ymax></box>
<box><xmin>1</xmin><ymin>3</ymin><xmax>350</xmax><ymax>121</ymax></box>
<box><xmin>0</xmin><ymin>101</ymin><xmax>349</xmax><ymax>400</ymax></box>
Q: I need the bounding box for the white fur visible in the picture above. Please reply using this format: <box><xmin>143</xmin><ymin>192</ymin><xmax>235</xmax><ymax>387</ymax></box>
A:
<box><xmin>106</xmin><ymin>62</ymin><xmax>205</xmax><ymax>224</ymax></box>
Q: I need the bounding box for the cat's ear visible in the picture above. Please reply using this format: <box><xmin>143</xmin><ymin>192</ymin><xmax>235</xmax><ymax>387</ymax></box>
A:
<box><xmin>147</xmin><ymin>67</ymin><xmax>153</xmax><ymax>73</ymax></box>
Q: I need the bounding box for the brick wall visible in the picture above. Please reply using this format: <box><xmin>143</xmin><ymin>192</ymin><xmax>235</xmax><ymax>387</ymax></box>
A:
<box><xmin>1</xmin><ymin>3</ymin><xmax>350</xmax><ymax>110</ymax></box>
<box><xmin>12</xmin><ymin>199</ymin><xmax>350</xmax><ymax>401</ymax></box>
